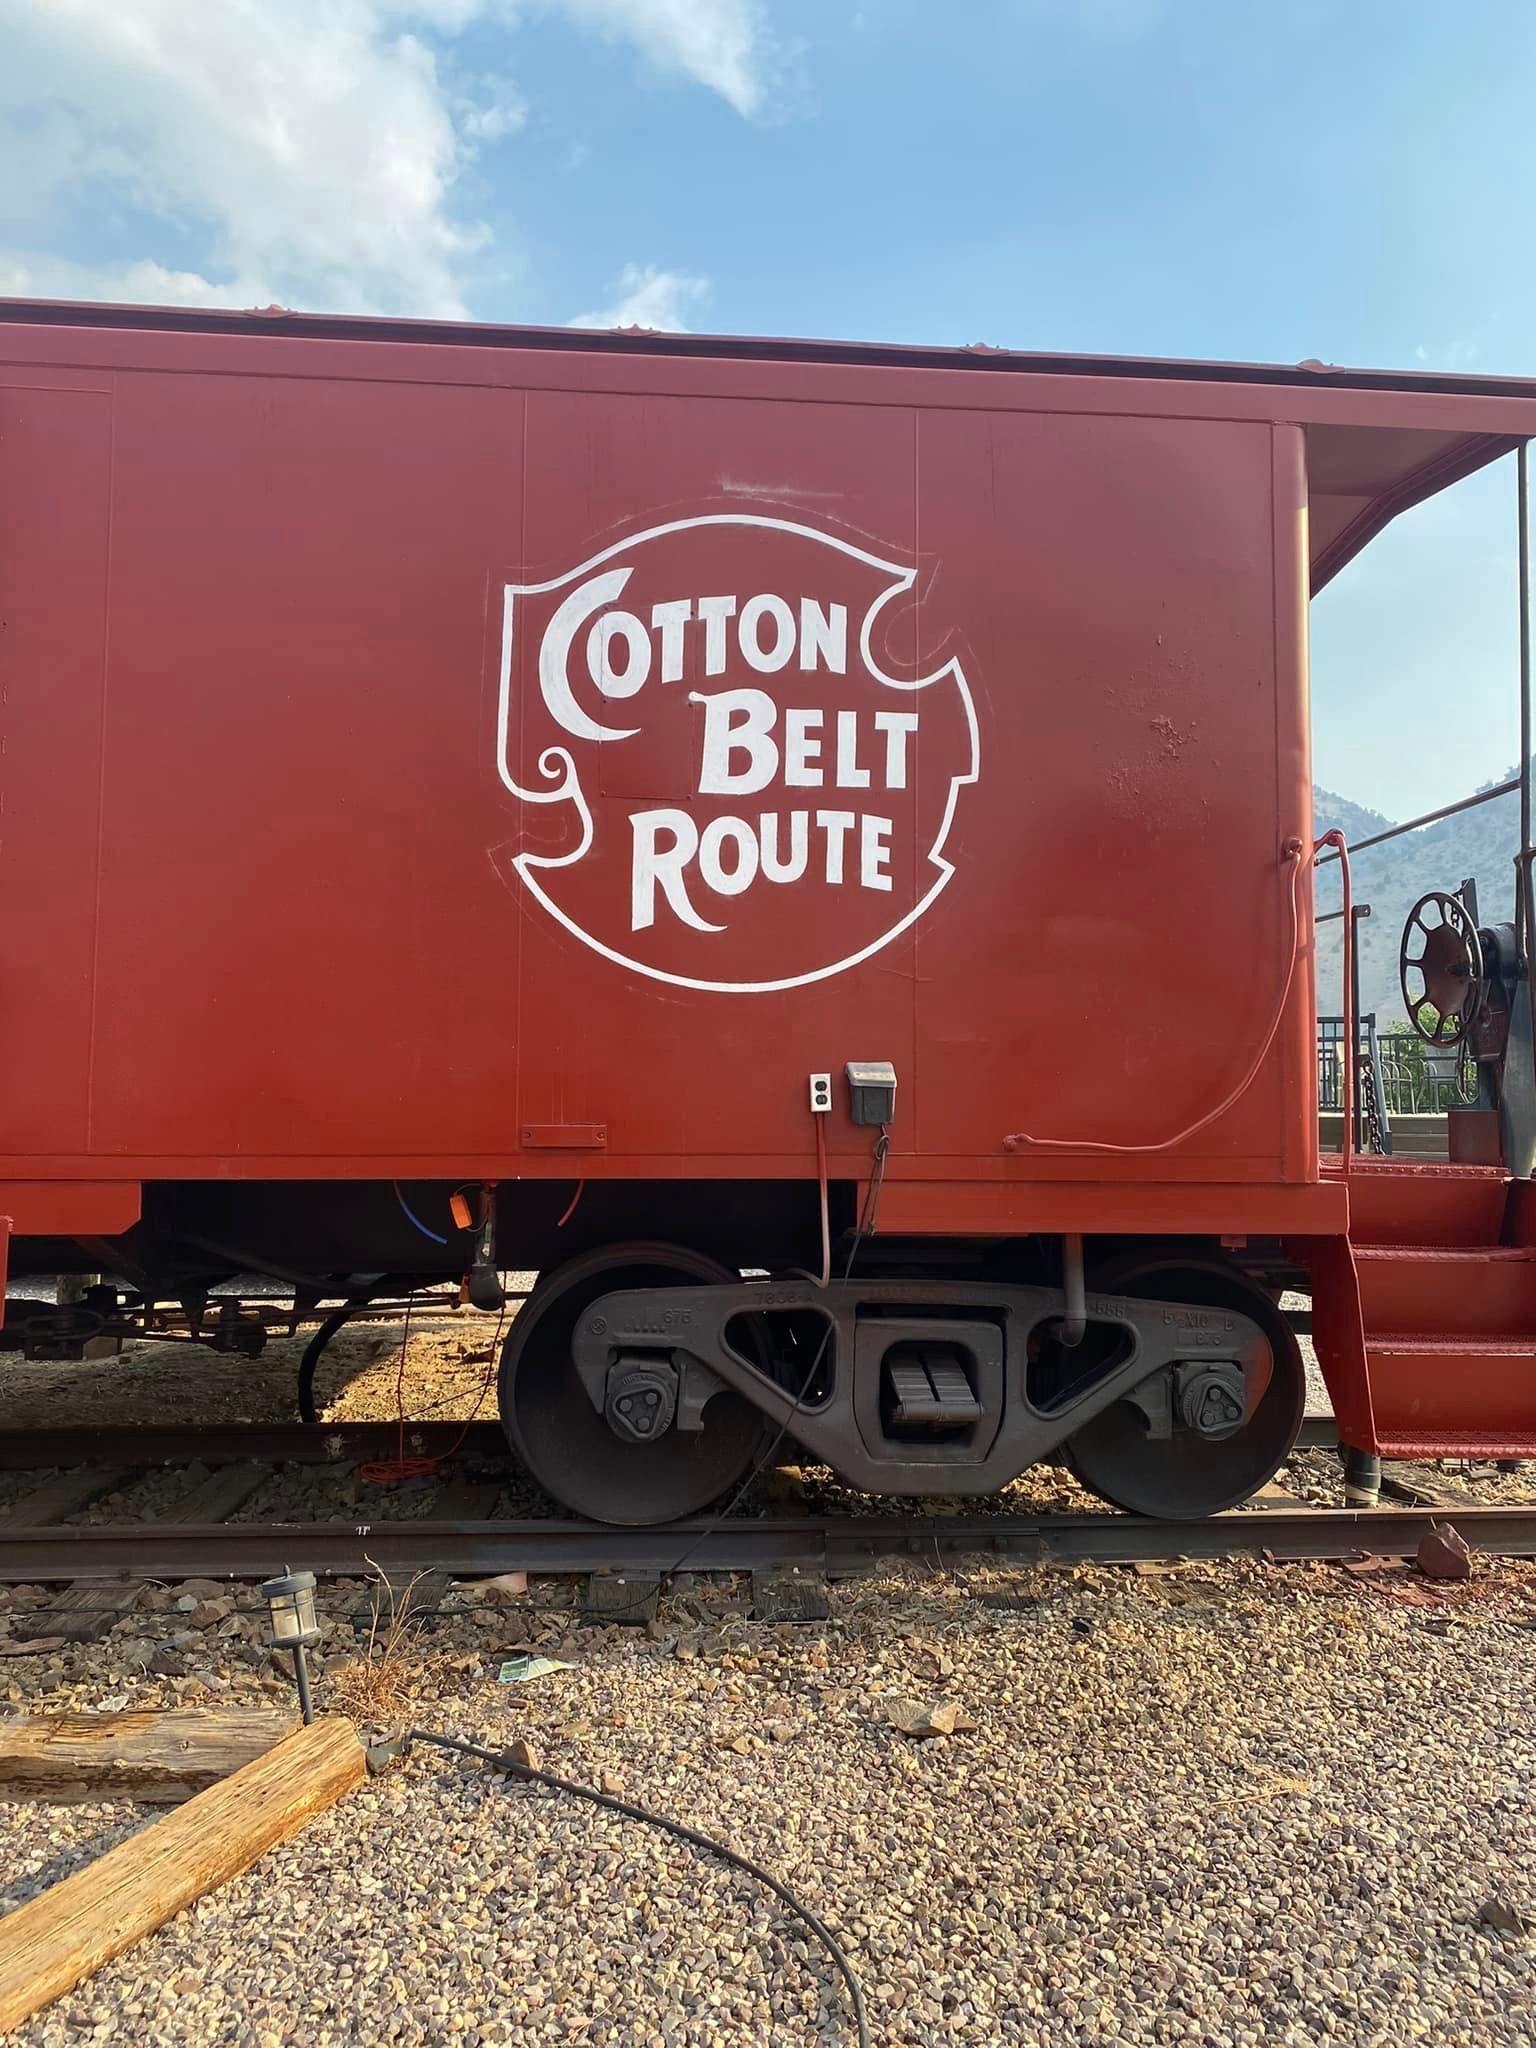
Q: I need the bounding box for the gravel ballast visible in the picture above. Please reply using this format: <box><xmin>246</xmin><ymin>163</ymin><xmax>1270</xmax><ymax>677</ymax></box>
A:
<box><xmin>5</xmin><ymin>1558</ymin><xmax>1536</xmax><ymax>2047</ymax></box>
<box><xmin>4</xmin><ymin>1302</ymin><xmax>1536</xmax><ymax>2041</ymax></box>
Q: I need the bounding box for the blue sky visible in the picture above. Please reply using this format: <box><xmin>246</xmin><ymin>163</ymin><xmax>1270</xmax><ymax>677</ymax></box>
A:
<box><xmin>2</xmin><ymin>0</ymin><xmax>1530</xmax><ymax>818</ymax></box>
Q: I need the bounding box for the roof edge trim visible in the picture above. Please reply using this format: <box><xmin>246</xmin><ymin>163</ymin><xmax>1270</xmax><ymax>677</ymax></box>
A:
<box><xmin>5</xmin><ymin>295</ymin><xmax>1536</xmax><ymax>404</ymax></box>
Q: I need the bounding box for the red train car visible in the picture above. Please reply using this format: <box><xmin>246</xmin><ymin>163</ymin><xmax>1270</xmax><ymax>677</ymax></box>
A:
<box><xmin>3</xmin><ymin>300</ymin><xmax>1534</xmax><ymax>1521</ymax></box>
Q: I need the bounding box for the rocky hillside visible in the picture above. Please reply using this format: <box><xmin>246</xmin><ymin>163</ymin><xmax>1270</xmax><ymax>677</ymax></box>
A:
<box><xmin>1313</xmin><ymin>773</ymin><xmax>1522</xmax><ymax>1022</ymax></box>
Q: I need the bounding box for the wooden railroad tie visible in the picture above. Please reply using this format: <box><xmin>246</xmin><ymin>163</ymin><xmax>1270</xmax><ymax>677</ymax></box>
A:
<box><xmin>751</xmin><ymin>1568</ymin><xmax>831</xmax><ymax>1623</ymax></box>
<box><xmin>42</xmin><ymin>1461</ymin><xmax>271</xmax><ymax>1644</ymax></box>
<box><xmin>370</xmin><ymin>1478</ymin><xmax>505</xmax><ymax>1624</ymax></box>
<box><xmin>0</xmin><ymin>1715</ymin><xmax>365</xmax><ymax>2034</ymax></box>
<box><xmin>583</xmin><ymin>1569</ymin><xmax>661</xmax><ymax>1625</ymax></box>
<box><xmin>0</xmin><ymin>1469</ymin><xmax>130</xmax><ymax>1528</ymax></box>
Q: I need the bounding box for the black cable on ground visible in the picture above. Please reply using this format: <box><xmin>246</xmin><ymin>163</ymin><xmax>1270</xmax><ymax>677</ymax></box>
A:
<box><xmin>403</xmin><ymin>1728</ymin><xmax>869</xmax><ymax>2048</ymax></box>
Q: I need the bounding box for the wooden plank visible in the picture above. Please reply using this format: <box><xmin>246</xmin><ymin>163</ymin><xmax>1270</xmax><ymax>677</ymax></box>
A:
<box><xmin>0</xmin><ymin>1716</ymin><xmax>364</xmax><ymax>2034</ymax></box>
<box><xmin>161</xmin><ymin>1461</ymin><xmax>270</xmax><ymax>1526</ymax></box>
<box><xmin>1251</xmin><ymin>1478</ymin><xmax>1302</xmax><ymax>1506</ymax></box>
<box><xmin>42</xmin><ymin>1580</ymin><xmax>146</xmax><ymax>1640</ymax></box>
<box><xmin>0</xmin><ymin>1470</ymin><xmax>127</xmax><ymax>1527</ymax></box>
<box><xmin>0</xmin><ymin>1708</ymin><xmax>300</xmax><ymax>1804</ymax></box>
<box><xmin>50</xmin><ymin>1462</ymin><xmax>268</xmax><ymax>1645</ymax></box>
<box><xmin>751</xmin><ymin>1568</ymin><xmax>831</xmax><ymax>1623</ymax></box>
<box><xmin>429</xmin><ymin>1480</ymin><xmax>504</xmax><ymax>1518</ymax></box>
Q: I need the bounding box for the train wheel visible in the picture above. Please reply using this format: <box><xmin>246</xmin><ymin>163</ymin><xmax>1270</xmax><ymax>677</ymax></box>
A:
<box><xmin>1062</xmin><ymin>1253</ymin><xmax>1304</xmax><ymax>1519</ymax></box>
<box><xmin>498</xmin><ymin>1243</ymin><xmax>769</xmax><ymax>1525</ymax></box>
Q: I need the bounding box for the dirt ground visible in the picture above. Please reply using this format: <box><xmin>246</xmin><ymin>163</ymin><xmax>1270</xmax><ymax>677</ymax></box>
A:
<box><xmin>0</xmin><ymin>1286</ymin><xmax>537</xmax><ymax>1433</ymax></box>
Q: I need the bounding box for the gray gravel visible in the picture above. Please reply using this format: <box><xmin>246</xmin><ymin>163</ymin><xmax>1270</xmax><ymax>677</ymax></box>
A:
<box><xmin>5</xmin><ymin>1290</ymin><xmax>1536</xmax><ymax>2042</ymax></box>
<box><xmin>5</xmin><ymin>1558</ymin><xmax>1536</xmax><ymax>2046</ymax></box>
<box><xmin>1</xmin><ymin>1798</ymin><xmax>147</xmax><ymax>1914</ymax></box>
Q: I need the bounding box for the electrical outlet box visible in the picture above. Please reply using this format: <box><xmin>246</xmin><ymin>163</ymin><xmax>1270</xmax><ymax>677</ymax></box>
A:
<box><xmin>808</xmin><ymin>1072</ymin><xmax>833</xmax><ymax>1115</ymax></box>
<box><xmin>845</xmin><ymin>1060</ymin><xmax>898</xmax><ymax>1126</ymax></box>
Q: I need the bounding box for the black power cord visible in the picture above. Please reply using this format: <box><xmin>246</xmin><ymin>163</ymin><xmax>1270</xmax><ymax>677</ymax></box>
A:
<box><xmin>378</xmin><ymin>1131</ymin><xmax>890</xmax><ymax>2045</ymax></box>
<box><xmin>402</xmin><ymin>1729</ymin><xmax>869</xmax><ymax>2047</ymax></box>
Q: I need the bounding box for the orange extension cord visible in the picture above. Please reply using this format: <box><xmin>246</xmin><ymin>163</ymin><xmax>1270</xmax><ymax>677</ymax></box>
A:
<box><xmin>357</xmin><ymin>1288</ymin><xmax>508</xmax><ymax>1487</ymax></box>
<box><xmin>357</xmin><ymin>1178</ymin><xmax>589</xmax><ymax>1486</ymax></box>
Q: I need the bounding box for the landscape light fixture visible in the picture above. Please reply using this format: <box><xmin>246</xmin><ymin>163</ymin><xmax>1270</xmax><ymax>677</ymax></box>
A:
<box><xmin>261</xmin><ymin>1565</ymin><xmax>320</xmax><ymax>1725</ymax></box>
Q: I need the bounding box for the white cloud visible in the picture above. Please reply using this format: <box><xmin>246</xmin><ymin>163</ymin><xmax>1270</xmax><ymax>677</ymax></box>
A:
<box><xmin>0</xmin><ymin>0</ymin><xmax>777</xmax><ymax>319</ymax></box>
<box><xmin>0</xmin><ymin>1</ymin><xmax>482</xmax><ymax>317</ymax></box>
<box><xmin>572</xmin><ymin>262</ymin><xmax>709</xmax><ymax>331</ymax></box>
<box><xmin>0</xmin><ymin>252</ymin><xmax>278</xmax><ymax>308</ymax></box>
<box><xmin>553</xmin><ymin>0</ymin><xmax>776</xmax><ymax>117</ymax></box>
<box><xmin>1410</xmin><ymin>333</ymin><xmax>1489</xmax><ymax>373</ymax></box>
<box><xmin>458</xmin><ymin>73</ymin><xmax>530</xmax><ymax>140</ymax></box>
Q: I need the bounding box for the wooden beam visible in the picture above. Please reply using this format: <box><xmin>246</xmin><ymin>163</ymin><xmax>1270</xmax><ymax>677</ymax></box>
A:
<box><xmin>0</xmin><ymin>1709</ymin><xmax>300</xmax><ymax>1804</ymax></box>
<box><xmin>0</xmin><ymin>1469</ymin><xmax>128</xmax><ymax>1527</ymax></box>
<box><xmin>1381</xmin><ymin>1462</ymin><xmax>1480</xmax><ymax>1509</ymax></box>
<box><xmin>0</xmin><ymin>1717</ymin><xmax>364</xmax><ymax>2035</ymax></box>
<box><xmin>751</xmin><ymin>1568</ymin><xmax>830</xmax><ymax>1623</ymax></box>
<box><xmin>583</xmin><ymin>1570</ymin><xmax>660</xmax><ymax>1625</ymax></box>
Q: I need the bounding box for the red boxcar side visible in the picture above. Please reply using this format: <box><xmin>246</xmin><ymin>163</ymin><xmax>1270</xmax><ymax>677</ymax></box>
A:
<box><xmin>4</xmin><ymin>305</ymin><xmax>1536</xmax><ymax>1520</ymax></box>
<box><xmin>0</xmin><ymin>316</ymin><xmax>1330</xmax><ymax>1216</ymax></box>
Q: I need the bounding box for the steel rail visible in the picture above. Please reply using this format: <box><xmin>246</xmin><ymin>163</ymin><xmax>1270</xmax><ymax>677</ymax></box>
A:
<box><xmin>2</xmin><ymin>1501</ymin><xmax>1533</xmax><ymax>1582</ymax></box>
<box><xmin>0</xmin><ymin>1413</ymin><xmax>1340</xmax><ymax>1473</ymax></box>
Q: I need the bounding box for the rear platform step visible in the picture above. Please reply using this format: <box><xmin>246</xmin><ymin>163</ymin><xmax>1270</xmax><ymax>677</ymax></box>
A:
<box><xmin>1334</xmin><ymin>1157</ymin><xmax>1511</xmax><ymax>1246</ymax></box>
<box><xmin>1375</xmin><ymin>1430</ymin><xmax>1536</xmax><ymax>1462</ymax></box>
<box><xmin>1312</xmin><ymin>1165</ymin><xmax>1536</xmax><ymax>1458</ymax></box>
<box><xmin>1364</xmin><ymin>1333</ymin><xmax>1536</xmax><ymax>1445</ymax></box>
<box><xmin>1354</xmin><ymin>1244</ymin><xmax>1536</xmax><ymax>1340</ymax></box>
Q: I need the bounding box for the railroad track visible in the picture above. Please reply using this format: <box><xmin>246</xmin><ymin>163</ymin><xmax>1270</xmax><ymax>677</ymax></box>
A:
<box><xmin>4</xmin><ymin>1505</ymin><xmax>1536</xmax><ymax>1583</ymax></box>
<box><xmin>1</xmin><ymin>1415</ymin><xmax>1532</xmax><ymax>1597</ymax></box>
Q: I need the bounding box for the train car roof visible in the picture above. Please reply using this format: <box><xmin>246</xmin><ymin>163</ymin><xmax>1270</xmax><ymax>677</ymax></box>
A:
<box><xmin>5</xmin><ymin>296</ymin><xmax>1534</xmax><ymax>592</ymax></box>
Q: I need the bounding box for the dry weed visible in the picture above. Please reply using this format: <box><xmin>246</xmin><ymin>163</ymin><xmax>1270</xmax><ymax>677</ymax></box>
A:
<box><xmin>327</xmin><ymin>1558</ymin><xmax>431</xmax><ymax>1724</ymax></box>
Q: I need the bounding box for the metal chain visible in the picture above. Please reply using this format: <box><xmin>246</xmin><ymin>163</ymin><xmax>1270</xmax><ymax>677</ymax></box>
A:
<box><xmin>1356</xmin><ymin>1048</ymin><xmax>1388</xmax><ymax>1154</ymax></box>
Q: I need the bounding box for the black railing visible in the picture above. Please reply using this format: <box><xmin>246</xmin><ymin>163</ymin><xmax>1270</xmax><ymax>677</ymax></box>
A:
<box><xmin>1318</xmin><ymin>1016</ymin><xmax>1479</xmax><ymax>1139</ymax></box>
<box><xmin>1377</xmin><ymin>1038</ymin><xmax>1478</xmax><ymax>1116</ymax></box>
